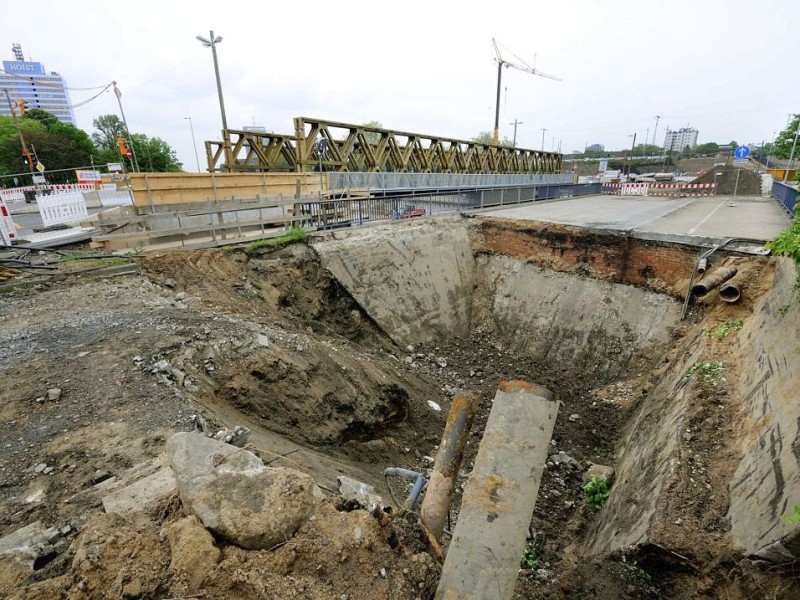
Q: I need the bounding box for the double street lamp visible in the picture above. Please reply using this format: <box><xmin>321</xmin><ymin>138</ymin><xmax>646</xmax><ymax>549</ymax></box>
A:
<box><xmin>196</xmin><ymin>30</ymin><xmax>233</xmax><ymax>170</ymax></box>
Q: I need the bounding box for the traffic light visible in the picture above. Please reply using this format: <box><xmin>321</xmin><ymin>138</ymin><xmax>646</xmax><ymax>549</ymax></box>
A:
<box><xmin>17</xmin><ymin>99</ymin><xmax>27</xmax><ymax>116</ymax></box>
<box><xmin>116</xmin><ymin>135</ymin><xmax>128</xmax><ymax>155</ymax></box>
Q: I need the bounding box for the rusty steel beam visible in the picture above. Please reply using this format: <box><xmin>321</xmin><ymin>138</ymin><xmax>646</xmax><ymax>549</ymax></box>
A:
<box><xmin>420</xmin><ymin>391</ymin><xmax>481</xmax><ymax>541</ymax></box>
<box><xmin>206</xmin><ymin>117</ymin><xmax>562</xmax><ymax>174</ymax></box>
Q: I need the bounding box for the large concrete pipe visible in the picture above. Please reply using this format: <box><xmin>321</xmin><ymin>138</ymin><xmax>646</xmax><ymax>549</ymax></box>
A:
<box><xmin>420</xmin><ymin>390</ymin><xmax>480</xmax><ymax>541</ymax></box>
<box><xmin>719</xmin><ymin>273</ymin><xmax>745</xmax><ymax>303</ymax></box>
<box><xmin>691</xmin><ymin>266</ymin><xmax>738</xmax><ymax>298</ymax></box>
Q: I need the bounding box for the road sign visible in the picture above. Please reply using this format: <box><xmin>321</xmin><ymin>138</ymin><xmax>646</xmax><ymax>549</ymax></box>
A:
<box><xmin>36</xmin><ymin>161</ymin><xmax>45</xmax><ymax>173</ymax></box>
<box><xmin>107</xmin><ymin>162</ymin><xmax>123</xmax><ymax>172</ymax></box>
<box><xmin>733</xmin><ymin>159</ymin><xmax>748</xmax><ymax>167</ymax></box>
<box><xmin>734</xmin><ymin>145</ymin><xmax>750</xmax><ymax>159</ymax></box>
<box><xmin>599</xmin><ymin>160</ymin><xmax>608</xmax><ymax>172</ymax></box>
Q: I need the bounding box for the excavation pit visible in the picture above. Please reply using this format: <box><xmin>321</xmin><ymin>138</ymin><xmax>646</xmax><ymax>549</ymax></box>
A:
<box><xmin>0</xmin><ymin>215</ymin><xmax>798</xmax><ymax>599</ymax></box>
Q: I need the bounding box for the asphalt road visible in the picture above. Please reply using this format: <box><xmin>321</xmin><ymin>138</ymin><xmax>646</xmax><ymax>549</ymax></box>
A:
<box><xmin>485</xmin><ymin>194</ymin><xmax>790</xmax><ymax>242</ymax></box>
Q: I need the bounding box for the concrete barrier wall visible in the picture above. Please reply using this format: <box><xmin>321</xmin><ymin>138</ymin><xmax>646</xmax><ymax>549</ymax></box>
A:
<box><xmin>480</xmin><ymin>255</ymin><xmax>681</xmax><ymax>378</ymax></box>
<box><xmin>128</xmin><ymin>172</ymin><xmax>324</xmax><ymax>208</ymax></box>
<box><xmin>312</xmin><ymin>219</ymin><xmax>475</xmax><ymax>346</ymax></box>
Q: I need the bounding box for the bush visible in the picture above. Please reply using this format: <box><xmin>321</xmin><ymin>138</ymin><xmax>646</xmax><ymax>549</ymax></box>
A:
<box><xmin>584</xmin><ymin>475</ymin><xmax>610</xmax><ymax>510</ymax></box>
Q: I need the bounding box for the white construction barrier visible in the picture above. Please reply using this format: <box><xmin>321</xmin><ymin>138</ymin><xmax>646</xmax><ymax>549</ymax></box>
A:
<box><xmin>0</xmin><ymin>200</ymin><xmax>17</xmax><ymax>244</ymax></box>
<box><xmin>621</xmin><ymin>182</ymin><xmax>649</xmax><ymax>196</ymax></box>
<box><xmin>98</xmin><ymin>189</ymin><xmax>133</xmax><ymax>207</ymax></box>
<box><xmin>37</xmin><ymin>192</ymin><xmax>89</xmax><ymax>228</ymax></box>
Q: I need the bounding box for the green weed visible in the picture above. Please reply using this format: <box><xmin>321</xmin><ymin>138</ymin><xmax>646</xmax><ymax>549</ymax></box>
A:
<box><xmin>520</xmin><ymin>541</ymin><xmax>539</xmax><ymax>570</ymax></box>
<box><xmin>244</xmin><ymin>228</ymin><xmax>307</xmax><ymax>256</ymax></box>
<box><xmin>584</xmin><ymin>475</ymin><xmax>611</xmax><ymax>511</ymax></box>
<box><xmin>767</xmin><ymin>204</ymin><xmax>800</xmax><ymax>263</ymax></box>
<box><xmin>704</xmin><ymin>319</ymin><xmax>743</xmax><ymax>339</ymax></box>
<box><xmin>781</xmin><ymin>505</ymin><xmax>800</xmax><ymax>525</ymax></box>
<box><xmin>685</xmin><ymin>361</ymin><xmax>727</xmax><ymax>386</ymax></box>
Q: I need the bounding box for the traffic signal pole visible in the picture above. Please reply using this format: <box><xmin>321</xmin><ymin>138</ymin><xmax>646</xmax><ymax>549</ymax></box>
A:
<box><xmin>2</xmin><ymin>88</ymin><xmax>34</xmax><ymax>173</ymax></box>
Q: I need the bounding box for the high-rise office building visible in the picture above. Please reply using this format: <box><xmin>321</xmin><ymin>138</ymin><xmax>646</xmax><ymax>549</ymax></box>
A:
<box><xmin>0</xmin><ymin>43</ymin><xmax>76</xmax><ymax>126</ymax></box>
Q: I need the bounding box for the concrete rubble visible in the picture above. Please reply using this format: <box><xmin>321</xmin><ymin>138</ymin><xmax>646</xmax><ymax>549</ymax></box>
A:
<box><xmin>167</xmin><ymin>432</ymin><xmax>322</xmax><ymax>549</ymax></box>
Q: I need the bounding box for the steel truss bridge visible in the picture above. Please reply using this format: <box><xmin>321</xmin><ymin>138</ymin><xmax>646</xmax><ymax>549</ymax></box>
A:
<box><xmin>205</xmin><ymin>117</ymin><xmax>562</xmax><ymax>175</ymax></box>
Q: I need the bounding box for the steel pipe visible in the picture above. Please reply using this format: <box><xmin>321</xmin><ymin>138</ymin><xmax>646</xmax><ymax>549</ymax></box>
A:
<box><xmin>420</xmin><ymin>390</ymin><xmax>481</xmax><ymax>541</ymax></box>
<box><xmin>691</xmin><ymin>266</ymin><xmax>738</xmax><ymax>298</ymax></box>
<box><xmin>719</xmin><ymin>274</ymin><xmax>744</xmax><ymax>303</ymax></box>
<box><xmin>696</xmin><ymin>257</ymin><xmax>708</xmax><ymax>274</ymax></box>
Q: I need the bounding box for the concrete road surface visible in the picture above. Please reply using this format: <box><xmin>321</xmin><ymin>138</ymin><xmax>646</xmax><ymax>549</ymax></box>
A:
<box><xmin>485</xmin><ymin>194</ymin><xmax>790</xmax><ymax>242</ymax></box>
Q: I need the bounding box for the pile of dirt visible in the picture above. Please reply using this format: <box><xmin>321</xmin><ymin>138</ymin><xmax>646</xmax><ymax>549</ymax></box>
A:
<box><xmin>694</xmin><ymin>165</ymin><xmax>761</xmax><ymax>195</ymax></box>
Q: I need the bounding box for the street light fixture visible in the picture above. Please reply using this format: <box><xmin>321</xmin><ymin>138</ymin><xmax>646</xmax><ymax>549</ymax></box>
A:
<box><xmin>197</xmin><ymin>30</ymin><xmax>232</xmax><ymax>170</ymax></box>
<box><xmin>184</xmin><ymin>116</ymin><xmax>201</xmax><ymax>173</ymax></box>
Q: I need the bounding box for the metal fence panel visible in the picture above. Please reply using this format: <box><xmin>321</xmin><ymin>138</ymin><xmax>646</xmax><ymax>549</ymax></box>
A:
<box><xmin>328</xmin><ymin>171</ymin><xmax>573</xmax><ymax>191</ymax></box>
<box><xmin>98</xmin><ymin>189</ymin><xmax>134</xmax><ymax>207</ymax></box>
<box><xmin>772</xmin><ymin>181</ymin><xmax>799</xmax><ymax>215</ymax></box>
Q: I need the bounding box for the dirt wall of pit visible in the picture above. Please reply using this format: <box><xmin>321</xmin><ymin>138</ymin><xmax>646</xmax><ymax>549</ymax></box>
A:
<box><xmin>727</xmin><ymin>258</ymin><xmax>800</xmax><ymax>552</ymax></box>
<box><xmin>585</xmin><ymin>257</ymin><xmax>800</xmax><ymax>557</ymax></box>
<box><xmin>313</xmin><ymin>217</ymin><xmax>683</xmax><ymax>377</ymax></box>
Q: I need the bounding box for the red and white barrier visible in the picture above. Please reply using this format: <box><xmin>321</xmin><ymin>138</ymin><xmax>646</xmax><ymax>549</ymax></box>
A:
<box><xmin>0</xmin><ymin>200</ymin><xmax>17</xmax><ymax>244</ymax></box>
<box><xmin>0</xmin><ymin>184</ymin><xmax>96</xmax><ymax>205</ymax></box>
<box><xmin>601</xmin><ymin>182</ymin><xmax>716</xmax><ymax>197</ymax></box>
<box><xmin>649</xmin><ymin>183</ymin><xmax>715</xmax><ymax>196</ymax></box>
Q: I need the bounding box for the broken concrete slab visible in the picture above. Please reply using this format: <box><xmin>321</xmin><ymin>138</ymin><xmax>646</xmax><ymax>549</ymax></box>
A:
<box><xmin>167</xmin><ymin>432</ymin><xmax>320</xmax><ymax>550</ymax></box>
<box><xmin>337</xmin><ymin>475</ymin><xmax>383</xmax><ymax>511</ymax></box>
<box><xmin>583</xmin><ymin>463</ymin><xmax>615</xmax><ymax>485</ymax></box>
<box><xmin>102</xmin><ymin>467</ymin><xmax>176</xmax><ymax>517</ymax></box>
<box><xmin>436</xmin><ymin>380</ymin><xmax>559</xmax><ymax>600</ymax></box>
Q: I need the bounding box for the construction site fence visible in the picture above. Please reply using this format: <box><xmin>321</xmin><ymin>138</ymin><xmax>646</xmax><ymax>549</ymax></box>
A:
<box><xmin>601</xmin><ymin>182</ymin><xmax>716</xmax><ymax>197</ymax></box>
<box><xmin>94</xmin><ymin>182</ymin><xmax>600</xmax><ymax>251</ymax></box>
<box><xmin>328</xmin><ymin>172</ymin><xmax>573</xmax><ymax>190</ymax></box>
<box><xmin>771</xmin><ymin>180</ymin><xmax>798</xmax><ymax>215</ymax></box>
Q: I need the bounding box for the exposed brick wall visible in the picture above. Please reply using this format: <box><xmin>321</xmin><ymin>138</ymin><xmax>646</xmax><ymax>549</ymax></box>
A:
<box><xmin>473</xmin><ymin>218</ymin><xmax>699</xmax><ymax>295</ymax></box>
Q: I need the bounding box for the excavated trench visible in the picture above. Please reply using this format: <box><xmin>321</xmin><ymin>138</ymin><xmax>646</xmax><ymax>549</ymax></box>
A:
<box><xmin>2</xmin><ymin>213</ymin><xmax>798</xmax><ymax>599</ymax></box>
<box><xmin>143</xmin><ymin>215</ymin><xmax>800</xmax><ymax>598</ymax></box>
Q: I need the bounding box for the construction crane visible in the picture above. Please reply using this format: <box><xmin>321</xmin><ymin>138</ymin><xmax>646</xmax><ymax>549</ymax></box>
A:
<box><xmin>491</xmin><ymin>38</ymin><xmax>561</xmax><ymax>146</ymax></box>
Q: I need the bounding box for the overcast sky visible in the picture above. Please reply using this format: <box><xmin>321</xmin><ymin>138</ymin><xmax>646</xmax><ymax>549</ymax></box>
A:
<box><xmin>2</xmin><ymin>0</ymin><xmax>798</xmax><ymax>170</ymax></box>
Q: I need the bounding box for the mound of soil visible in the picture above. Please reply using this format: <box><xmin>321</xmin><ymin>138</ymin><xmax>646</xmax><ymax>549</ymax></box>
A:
<box><xmin>694</xmin><ymin>165</ymin><xmax>761</xmax><ymax>195</ymax></box>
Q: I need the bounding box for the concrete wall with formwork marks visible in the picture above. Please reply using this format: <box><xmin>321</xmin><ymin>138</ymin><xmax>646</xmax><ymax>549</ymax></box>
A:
<box><xmin>727</xmin><ymin>258</ymin><xmax>800</xmax><ymax>553</ymax></box>
<box><xmin>478</xmin><ymin>254</ymin><xmax>681</xmax><ymax>379</ymax></box>
<box><xmin>312</xmin><ymin>218</ymin><xmax>476</xmax><ymax>346</ymax></box>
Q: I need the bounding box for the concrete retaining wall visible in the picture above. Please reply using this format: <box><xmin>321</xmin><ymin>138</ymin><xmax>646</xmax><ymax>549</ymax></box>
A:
<box><xmin>312</xmin><ymin>219</ymin><xmax>475</xmax><ymax>346</ymax></box>
<box><xmin>481</xmin><ymin>255</ymin><xmax>681</xmax><ymax>378</ymax></box>
<box><xmin>727</xmin><ymin>258</ymin><xmax>800</xmax><ymax>552</ymax></box>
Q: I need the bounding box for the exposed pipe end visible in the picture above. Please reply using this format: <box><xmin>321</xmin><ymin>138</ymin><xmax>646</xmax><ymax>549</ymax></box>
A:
<box><xmin>719</xmin><ymin>283</ymin><xmax>742</xmax><ymax>303</ymax></box>
<box><xmin>691</xmin><ymin>283</ymin><xmax>711</xmax><ymax>297</ymax></box>
<box><xmin>697</xmin><ymin>257</ymin><xmax>708</xmax><ymax>274</ymax></box>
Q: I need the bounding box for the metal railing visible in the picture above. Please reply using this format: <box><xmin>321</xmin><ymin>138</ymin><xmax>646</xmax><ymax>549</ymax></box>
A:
<box><xmin>772</xmin><ymin>180</ymin><xmax>799</xmax><ymax>215</ymax></box>
<box><xmin>301</xmin><ymin>182</ymin><xmax>600</xmax><ymax>230</ymax></box>
<box><xmin>328</xmin><ymin>172</ymin><xmax>572</xmax><ymax>190</ymax></box>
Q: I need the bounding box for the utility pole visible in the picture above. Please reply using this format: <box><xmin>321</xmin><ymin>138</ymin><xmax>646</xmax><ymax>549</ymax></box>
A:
<box><xmin>627</xmin><ymin>132</ymin><xmax>637</xmax><ymax>176</ymax></box>
<box><xmin>3</xmin><ymin>88</ymin><xmax>33</xmax><ymax>173</ymax></box>
<box><xmin>540</xmin><ymin>128</ymin><xmax>547</xmax><ymax>151</ymax></box>
<box><xmin>644</xmin><ymin>128</ymin><xmax>649</xmax><ymax>157</ymax></box>
<box><xmin>112</xmin><ymin>82</ymin><xmax>140</xmax><ymax>172</ymax></box>
<box><xmin>653</xmin><ymin>115</ymin><xmax>661</xmax><ymax>155</ymax></box>
<box><xmin>784</xmin><ymin>123</ymin><xmax>800</xmax><ymax>183</ymax></box>
<box><xmin>509</xmin><ymin>119</ymin><xmax>523</xmax><ymax>148</ymax></box>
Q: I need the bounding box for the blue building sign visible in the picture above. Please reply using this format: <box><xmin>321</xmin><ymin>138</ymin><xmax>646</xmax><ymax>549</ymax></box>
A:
<box><xmin>2</xmin><ymin>61</ymin><xmax>46</xmax><ymax>76</ymax></box>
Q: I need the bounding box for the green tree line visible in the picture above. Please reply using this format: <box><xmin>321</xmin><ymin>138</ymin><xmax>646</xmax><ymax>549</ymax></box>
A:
<box><xmin>0</xmin><ymin>110</ymin><xmax>181</xmax><ymax>177</ymax></box>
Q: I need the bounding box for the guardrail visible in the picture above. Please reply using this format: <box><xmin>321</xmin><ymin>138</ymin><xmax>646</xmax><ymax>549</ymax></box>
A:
<box><xmin>772</xmin><ymin>180</ymin><xmax>798</xmax><ymax>215</ymax></box>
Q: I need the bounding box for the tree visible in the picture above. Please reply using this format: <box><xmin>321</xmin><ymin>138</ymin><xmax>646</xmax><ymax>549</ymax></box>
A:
<box><xmin>91</xmin><ymin>114</ymin><xmax>183</xmax><ymax>172</ymax></box>
<box><xmin>130</xmin><ymin>133</ymin><xmax>182</xmax><ymax>172</ymax></box>
<box><xmin>471</xmin><ymin>131</ymin><xmax>513</xmax><ymax>147</ymax></box>
<box><xmin>363</xmin><ymin>120</ymin><xmax>383</xmax><ymax>145</ymax></box>
<box><xmin>693</xmin><ymin>142</ymin><xmax>719</xmax><ymax>156</ymax></box>
<box><xmin>773</xmin><ymin>113</ymin><xmax>800</xmax><ymax>159</ymax></box>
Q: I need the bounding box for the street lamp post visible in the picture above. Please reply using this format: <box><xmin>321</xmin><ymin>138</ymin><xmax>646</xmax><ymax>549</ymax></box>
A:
<box><xmin>185</xmin><ymin>116</ymin><xmax>201</xmax><ymax>173</ymax></box>
<box><xmin>196</xmin><ymin>30</ymin><xmax>233</xmax><ymax>171</ymax></box>
<box><xmin>627</xmin><ymin>133</ymin><xmax>637</xmax><ymax>176</ymax></box>
<box><xmin>509</xmin><ymin>119</ymin><xmax>523</xmax><ymax>148</ymax></box>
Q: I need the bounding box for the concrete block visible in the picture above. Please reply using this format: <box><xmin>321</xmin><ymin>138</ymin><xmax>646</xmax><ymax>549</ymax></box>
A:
<box><xmin>102</xmin><ymin>467</ymin><xmax>176</xmax><ymax>517</ymax></box>
<box><xmin>436</xmin><ymin>380</ymin><xmax>559</xmax><ymax>600</ymax></box>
